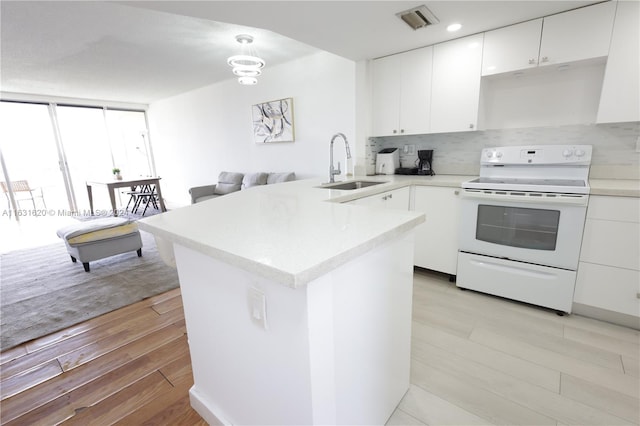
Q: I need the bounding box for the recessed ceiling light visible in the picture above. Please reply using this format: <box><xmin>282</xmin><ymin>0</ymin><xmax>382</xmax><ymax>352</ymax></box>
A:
<box><xmin>447</xmin><ymin>23</ymin><xmax>462</xmax><ymax>32</ymax></box>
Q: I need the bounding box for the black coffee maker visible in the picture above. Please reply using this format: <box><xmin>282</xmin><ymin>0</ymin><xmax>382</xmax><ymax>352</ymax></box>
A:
<box><xmin>417</xmin><ymin>149</ymin><xmax>434</xmax><ymax>176</ymax></box>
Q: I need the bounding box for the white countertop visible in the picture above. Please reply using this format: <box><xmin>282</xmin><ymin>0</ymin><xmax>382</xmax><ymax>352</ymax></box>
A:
<box><xmin>138</xmin><ymin>176</ymin><xmax>467</xmax><ymax>287</ymax></box>
<box><xmin>139</xmin><ymin>173</ymin><xmax>638</xmax><ymax>287</ymax></box>
<box><xmin>588</xmin><ymin>179</ymin><xmax>640</xmax><ymax>198</ymax></box>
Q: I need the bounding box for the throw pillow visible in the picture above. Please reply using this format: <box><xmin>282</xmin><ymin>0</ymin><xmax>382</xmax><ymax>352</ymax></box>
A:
<box><xmin>214</xmin><ymin>172</ymin><xmax>244</xmax><ymax>195</ymax></box>
<box><xmin>266</xmin><ymin>172</ymin><xmax>296</xmax><ymax>184</ymax></box>
<box><xmin>242</xmin><ymin>172</ymin><xmax>268</xmax><ymax>189</ymax></box>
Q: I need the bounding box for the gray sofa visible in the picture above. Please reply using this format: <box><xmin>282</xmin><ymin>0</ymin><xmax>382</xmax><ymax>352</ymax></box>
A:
<box><xmin>189</xmin><ymin>171</ymin><xmax>295</xmax><ymax>204</ymax></box>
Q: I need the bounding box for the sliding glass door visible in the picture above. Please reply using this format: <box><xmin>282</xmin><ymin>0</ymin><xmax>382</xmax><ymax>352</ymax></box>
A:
<box><xmin>106</xmin><ymin>109</ymin><xmax>153</xmax><ymax>179</ymax></box>
<box><xmin>1</xmin><ymin>101</ymin><xmax>150</xmax><ymax>218</ymax></box>
<box><xmin>0</xmin><ymin>102</ymin><xmax>69</xmax><ymax>213</ymax></box>
<box><xmin>56</xmin><ymin>106</ymin><xmax>115</xmax><ymax>211</ymax></box>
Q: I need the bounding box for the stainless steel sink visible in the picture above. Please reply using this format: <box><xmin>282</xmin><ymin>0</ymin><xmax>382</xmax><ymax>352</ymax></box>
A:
<box><xmin>318</xmin><ymin>180</ymin><xmax>386</xmax><ymax>190</ymax></box>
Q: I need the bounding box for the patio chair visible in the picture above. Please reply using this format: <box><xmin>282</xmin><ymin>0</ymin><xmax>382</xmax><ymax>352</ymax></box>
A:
<box><xmin>1</xmin><ymin>180</ymin><xmax>47</xmax><ymax>210</ymax></box>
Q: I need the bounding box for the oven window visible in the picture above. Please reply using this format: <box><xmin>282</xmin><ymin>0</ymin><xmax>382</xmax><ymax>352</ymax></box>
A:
<box><xmin>476</xmin><ymin>205</ymin><xmax>560</xmax><ymax>250</ymax></box>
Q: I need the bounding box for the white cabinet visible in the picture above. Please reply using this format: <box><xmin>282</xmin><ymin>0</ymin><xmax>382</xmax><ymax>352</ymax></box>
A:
<box><xmin>412</xmin><ymin>186</ymin><xmax>460</xmax><ymax>275</ymax></box>
<box><xmin>482</xmin><ymin>19</ymin><xmax>542</xmax><ymax>76</ymax></box>
<box><xmin>371</xmin><ymin>47</ymin><xmax>432</xmax><ymax>137</ymax></box>
<box><xmin>348</xmin><ymin>187</ymin><xmax>410</xmax><ymax>210</ymax></box>
<box><xmin>539</xmin><ymin>1</ymin><xmax>615</xmax><ymax>67</ymax></box>
<box><xmin>574</xmin><ymin>195</ymin><xmax>640</xmax><ymax>324</ymax></box>
<box><xmin>430</xmin><ymin>34</ymin><xmax>483</xmax><ymax>134</ymax></box>
<box><xmin>482</xmin><ymin>2</ymin><xmax>615</xmax><ymax>76</ymax></box>
<box><xmin>597</xmin><ymin>0</ymin><xmax>640</xmax><ymax>123</ymax></box>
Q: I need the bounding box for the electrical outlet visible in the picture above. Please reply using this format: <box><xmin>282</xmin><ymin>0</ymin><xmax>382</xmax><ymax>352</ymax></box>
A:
<box><xmin>636</xmin><ymin>136</ymin><xmax>640</xmax><ymax>153</ymax></box>
<box><xmin>248</xmin><ymin>287</ymin><xmax>268</xmax><ymax>330</ymax></box>
<box><xmin>403</xmin><ymin>145</ymin><xmax>409</xmax><ymax>154</ymax></box>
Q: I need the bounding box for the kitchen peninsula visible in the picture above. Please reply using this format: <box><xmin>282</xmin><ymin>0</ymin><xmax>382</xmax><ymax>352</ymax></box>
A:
<box><xmin>138</xmin><ymin>178</ymin><xmax>425</xmax><ymax>425</ymax></box>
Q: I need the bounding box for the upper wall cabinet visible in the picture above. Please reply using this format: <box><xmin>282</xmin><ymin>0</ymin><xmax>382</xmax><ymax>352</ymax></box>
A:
<box><xmin>482</xmin><ymin>2</ymin><xmax>615</xmax><ymax>77</ymax></box>
<box><xmin>482</xmin><ymin>19</ymin><xmax>542</xmax><ymax>76</ymax></box>
<box><xmin>539</xmin><ymin>1</ymin><xmax>615</xmax><ymax>67</ymax></box>
<box><xmin>597</xmin><ymin>1</ymin><xmax>640</xmax><ymax>123</ymax></box>
<box><xmin>431</xmin><ymin>34</ymin><xmax>484</xmax><ymax>134</ymax></box>
<box><xmin>371</xmin><ymin>46</ymin><xmax>433</xmax><ymax>137</ymax></box>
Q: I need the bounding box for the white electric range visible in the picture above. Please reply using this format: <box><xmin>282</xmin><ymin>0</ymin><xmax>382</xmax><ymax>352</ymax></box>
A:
<box><xmin>457</xmin><ymin>145</ymin><xmax>592</xmax><ymax>313</ymax></box>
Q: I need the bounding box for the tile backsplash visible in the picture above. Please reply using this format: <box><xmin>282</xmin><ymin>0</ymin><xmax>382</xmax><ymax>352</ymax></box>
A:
<box><xmin>367</xmin><ymin>122</ymin><xmax>640</xmax><ymax>179</ymax></box>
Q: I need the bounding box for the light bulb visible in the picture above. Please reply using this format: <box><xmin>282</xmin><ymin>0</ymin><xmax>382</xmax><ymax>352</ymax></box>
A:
<box><xmin>238</xmin><ymin>76</ymin><xmax>258</xmax><ymax>85</ymax></box>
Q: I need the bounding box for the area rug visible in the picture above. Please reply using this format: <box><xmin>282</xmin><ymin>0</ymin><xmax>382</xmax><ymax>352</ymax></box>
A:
<box><xmin>0</xmin><ymin>230</ymin><xmax>180</xmax><ymax>352</ymax></box>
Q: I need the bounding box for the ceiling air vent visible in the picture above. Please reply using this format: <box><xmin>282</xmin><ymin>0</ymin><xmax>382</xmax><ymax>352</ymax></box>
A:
<box><xmin>397</xmin><ymin>5</ymin><xmax>439</xmax><ymax>30</ymax></box>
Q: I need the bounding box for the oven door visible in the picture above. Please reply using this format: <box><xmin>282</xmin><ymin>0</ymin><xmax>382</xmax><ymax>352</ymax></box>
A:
<box><xmin>458</xmin><ymin>189</ymin><xmax>588</xmax><ymax>270</ymax></box>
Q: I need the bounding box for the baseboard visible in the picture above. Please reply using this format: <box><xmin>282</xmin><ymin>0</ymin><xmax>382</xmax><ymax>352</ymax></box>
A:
<box><xmin>189</xmin><ymin>386</ymin><xmax>228</xmax><ymax>425</ymax></box>
<box><xmin>572</xmin><ymin>303</ymin><xmax>640</xmax><ymax>330</ymax></box>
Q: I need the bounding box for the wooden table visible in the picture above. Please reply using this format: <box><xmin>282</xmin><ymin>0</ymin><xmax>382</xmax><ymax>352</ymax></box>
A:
<box><xmin>86</xmin><ymin>177</ymin><xmax>166</xmax><ymax>216</ymax></box>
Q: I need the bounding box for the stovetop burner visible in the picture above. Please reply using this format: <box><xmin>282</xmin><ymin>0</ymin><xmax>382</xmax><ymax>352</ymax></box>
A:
<box><xmin>462</xmin><ymin>145</ymin><xmax>593</xmax><ymax>195</ymax></box>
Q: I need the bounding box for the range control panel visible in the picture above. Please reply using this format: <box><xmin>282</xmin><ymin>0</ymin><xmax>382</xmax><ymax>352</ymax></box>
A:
<box><xmin>481</xmin><ymin>145</ymin><xmax>593</xmax><ymax>166</ymax></box>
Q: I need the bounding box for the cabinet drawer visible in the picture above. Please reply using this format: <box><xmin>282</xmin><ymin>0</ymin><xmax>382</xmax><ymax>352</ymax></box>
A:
<box><xmin>587</xmin><ymin>195</ymin><xmax>640</xmax><ymax>223</ymax></box>
<box><xmin>574</xmin><ymin>262</ymin><xmax>640</xmax><ymax>318</ymax></box>
<box><xmin>348</xmin><ymin>187</ymin><xmax>410</xmax><ymax>210</ymax></box>
<box><xmin>580</xmin><ymin>219</ymin><xmax>640</xmax><ymax>270</ymax></box>
<box><xmin>412</xmin><ymin>186</ymin><xmax>460</xmax><ymax>275</ymax></box>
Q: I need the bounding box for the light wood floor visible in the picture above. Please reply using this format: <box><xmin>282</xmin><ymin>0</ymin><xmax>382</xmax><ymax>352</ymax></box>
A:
<box><xmin>1</xmin><ymin>270</ymin><xmax>639</xmax><ymax>425</ymax></box>
<box><xmin>390</xmin><ymin>270</ymin><xmax>640</xmax><ymax>426</ymax></box>
<box><xmin>0</xmin><ymin>288</ymin><xmax>205</xmax><ymax>425</ymax></box>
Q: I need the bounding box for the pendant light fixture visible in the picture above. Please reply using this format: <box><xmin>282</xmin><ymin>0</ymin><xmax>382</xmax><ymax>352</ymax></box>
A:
<box><xmin>227</xmin><ymin>34</ymin><xmax>265</xmax><ymax>85</ymax></box>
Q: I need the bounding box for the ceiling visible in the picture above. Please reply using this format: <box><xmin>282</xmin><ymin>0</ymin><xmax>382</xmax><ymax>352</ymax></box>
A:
<box><xmin>1</xmin><ymin>0</ymin><xmax>600</xmax><ymax>105</ymax></box>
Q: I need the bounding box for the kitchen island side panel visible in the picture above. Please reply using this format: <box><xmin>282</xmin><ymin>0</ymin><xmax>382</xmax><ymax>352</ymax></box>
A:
<box><xmin>172</xmin><ymin>231</ymin><xmax>415</xmax><ymax>425</ymax></box>
<box><xmin>173</xmin><ymin>243</ymin><xmax>314</xmax><ymax>425</ymax></box>
<box><xmin>327</xmin><ymin>230</ymin><xmax>414</xmax><ymax>424</ymax></box>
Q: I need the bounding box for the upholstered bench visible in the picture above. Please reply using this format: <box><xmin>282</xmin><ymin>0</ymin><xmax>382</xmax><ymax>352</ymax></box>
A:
<box><xmin>56</xmin><ymin>217</ymin><xmax>143</xmax><ymax>272</ymax></box>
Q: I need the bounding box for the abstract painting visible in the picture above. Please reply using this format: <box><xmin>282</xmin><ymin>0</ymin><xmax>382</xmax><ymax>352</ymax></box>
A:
<box><xmin>252</xmin><ymin>98</ymin><xmax>294</xmax><ymax>143</ymax></box>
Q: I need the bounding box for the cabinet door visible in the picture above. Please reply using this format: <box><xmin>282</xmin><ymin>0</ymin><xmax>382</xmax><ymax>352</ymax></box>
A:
<box><xmin>399</xmin><ymin>46</ymin><xmax>432</xmax><ymax>135</ymax></box>
<box><xmin>372</xmin><ymin>48</ymin><xmax>432</xmax><ymax>137</ymax></box>
<box><xmin>349</xmin><ymin>187</ymin><xmax>410</xmax><ymax>210</ymax></box>
<box><xmin>539</xmin><ymin>1</ymin><xmax>615</xmax><ymax>66</ymax></box>
<box><xmin>586</xmin><ymin>195</ymin><xmax>640</xmax><ymax>223</ymax></box>
<box><xmin>412</xmin><ymin>186</ymin><xmax>460</xmax><ymax>274</ymax></box>
<box><xmin>597</xmin><ymin>0</ymin><xmax>640</xmax><ymax>123</ymax></box>
<box><xmin>482</xmin><ymin>19</ymin><xmax>542</xmax><ymax>76</ymax></box>
<box><xmin>580</xmin><ymin>220</ymin><xmax>640</xmax><ymax>271</ymax></box>
<box><xmin>383</xmin><ymin>187</ymin><xmax>410</xmax><ymax>210</ymax></box>
<box><xmin>430</xmin><ymin>34</ymin><xmax>484</xmax><ymax>133</ymax></box>
<box><xmin>575</xmin><ymin>262</ymin><xmax>640</xmax><ymax>318</ymax></box>
<box><xmin>580</xmin><ymin>195</ymin><xmax>640</xmax><ymax>271</ymax></box>
<box><xmin>371</xmin><ymin>54</ymin><xmax>402</xmax><ymax>137</ymax></box>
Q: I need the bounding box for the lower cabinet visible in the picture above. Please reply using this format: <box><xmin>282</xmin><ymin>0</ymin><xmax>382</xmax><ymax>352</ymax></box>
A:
<box><xmin>412</xmin><ymin>186</ymin><xmax>460</xmax><ymax>276</ymax></box>
<box><xmin>346</xmin><ymin>185</ymin><xmax>461</xmax><ymax>276</ymax></box>
<box><xmin>348</xmin><ymin>187</ymin><xmax>410</xmax><ymax>210</ymax></box>
<box><xmin>574</xmin><ymin>195</ymin><xmax>640</xmax><ymax>327</ymax></box>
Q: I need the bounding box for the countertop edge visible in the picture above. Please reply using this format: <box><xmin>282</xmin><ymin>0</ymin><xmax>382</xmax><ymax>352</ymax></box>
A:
<box><xmin>138</xmin><ymin>209</ymin><xmax>425</xmax><ymax>288</ymax></box>
<box><xmin>588</xmin><ymin>179</ymin><xmax>640</xmax><ymax>198</ymax></box>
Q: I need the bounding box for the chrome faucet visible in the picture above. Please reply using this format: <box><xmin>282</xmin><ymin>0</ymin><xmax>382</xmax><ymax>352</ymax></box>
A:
<box><xmin>329</xmin><ymin>132</ymin><xmax>352</xmax><ymax>183</ymax></box>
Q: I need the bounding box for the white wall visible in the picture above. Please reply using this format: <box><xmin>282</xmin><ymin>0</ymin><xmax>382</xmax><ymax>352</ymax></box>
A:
<box><xmin>148</xmin><ymin>51</ymin><xmax>356</xmax><ymax>206</ymax></box>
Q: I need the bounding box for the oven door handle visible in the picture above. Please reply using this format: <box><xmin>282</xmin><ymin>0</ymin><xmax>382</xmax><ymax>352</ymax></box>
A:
<box><xmin>469</xmin><ymin>258</ymin><xmax>559</xmax><ymax>279</ymax></box>
<box><xmin>460</xmin><ymin>190</ymin><xmax>588</xmax><ymax>206</ymax></box>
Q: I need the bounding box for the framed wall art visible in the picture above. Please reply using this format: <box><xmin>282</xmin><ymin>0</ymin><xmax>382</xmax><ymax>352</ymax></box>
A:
<box><xmin>252</xmin><ymin>97</ymin><xmax>294</xmax><ymax>143</ymax></box>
